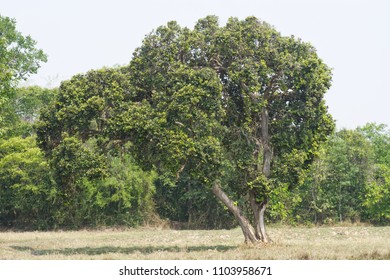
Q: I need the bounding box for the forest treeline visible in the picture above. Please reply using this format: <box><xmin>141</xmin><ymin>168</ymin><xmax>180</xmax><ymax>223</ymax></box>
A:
<box><xmin>0</xmin><ymin>83</ymin><xmax>389</xmax><ymax>229</ymax></box>
<box><xmin>1</xmin><ymin>15</ymin><xmax>389</xmax><ymax>231</ymax></box>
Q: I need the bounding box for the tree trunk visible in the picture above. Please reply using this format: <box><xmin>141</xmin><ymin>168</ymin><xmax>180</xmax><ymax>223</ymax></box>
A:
<box><xmin>253</xmin><ymin>106</ymin><xmax>272</xmax><ymax>242</ymax></box>
<box><xmin>261</xmin><ymin>107</ymin><xmax>272</xmax><ymax>178</ymax></box>
<box><xmin>187</xmin><ymin>181</ymin><xmax>193</xmax><ymax>226</ymax></box>
<box><xmin>249</xmin><ymin>190</ymin><xmax>261</xmax><ymax>240</ymax></box>
<box><xmin>212</xmin><ymin>106</ymin><xmax>273</xmax><ymax>245</ymax></box>
<box><xmin>258</xmin><ymin>199</ymin><xmax>269</xmax><ymax>242</ymax></box>
<box><xmin>212</xmin><ymin>182</ymin><xmax>259</xmax><ymax>244</ymax></box>
<box><xmin>249</xmin><ymin>190</ymin><xmax>270</xmax><ymax>243</ymax></box>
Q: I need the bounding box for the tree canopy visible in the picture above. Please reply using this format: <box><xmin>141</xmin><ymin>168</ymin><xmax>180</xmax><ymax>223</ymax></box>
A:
<box><xmin>0</xmin><ymin>15</ymin><xmax>47</xmax><ymax>136</ymax></box>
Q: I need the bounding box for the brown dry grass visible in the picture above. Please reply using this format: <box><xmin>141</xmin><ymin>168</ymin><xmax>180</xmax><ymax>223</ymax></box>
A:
<box><xmin>0</xmin><ymin>225</ymin><xmax>389</xmax><ymax>260</ymax></box>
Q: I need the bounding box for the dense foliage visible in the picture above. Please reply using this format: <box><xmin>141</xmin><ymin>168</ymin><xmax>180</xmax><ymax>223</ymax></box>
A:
<box><xmin>294</xmin><ymin>125</ymin><xmax>390</xmax><ymax>225</ymax></box>
<box><xmin>1</xmin><ymin>16</ymin><xmax>389</xmax><ymax>234</ymax></box>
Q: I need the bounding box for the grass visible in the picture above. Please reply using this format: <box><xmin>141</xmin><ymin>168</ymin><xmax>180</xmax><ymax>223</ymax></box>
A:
<box><xmin>0</xmin><ymin>225</ymin><xmax>389</xmax><ymax>260</ymax></box>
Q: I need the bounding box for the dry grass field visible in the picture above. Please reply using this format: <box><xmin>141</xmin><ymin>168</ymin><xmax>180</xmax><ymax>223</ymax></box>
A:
<box><xmin>0</xmin><ymin>225</ymin><xmax>389</xmax><ymax>260</ymax></box>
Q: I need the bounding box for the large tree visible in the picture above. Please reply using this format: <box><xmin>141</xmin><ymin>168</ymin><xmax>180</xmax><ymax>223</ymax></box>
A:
<box><xmin>37</xmin><ymin>16</ymin><xmax>334</xmax><ymax>243</ymax></box>
<box><xmin>114</xmin><ymin>16</ymin><xmax>334</xmax><ymax>243</ymax></box>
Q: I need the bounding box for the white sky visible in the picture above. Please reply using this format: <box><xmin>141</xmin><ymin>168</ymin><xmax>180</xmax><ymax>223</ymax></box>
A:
<box><xmin>2</xmin><ymin>0</ymin><xmax>389</xmax><ymax>129</ymax></box>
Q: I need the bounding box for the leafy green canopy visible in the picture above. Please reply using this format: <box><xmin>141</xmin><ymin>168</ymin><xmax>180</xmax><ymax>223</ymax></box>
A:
<box><xmin>0</xmin><ymin>15</ymin><xmax>47</xmax><ymax>135</ymax></box>
<box><xmin>295</xmin><ymin>125</ymin><xmax>390</xmax><ymax>225</ymax></box>
<box><xmin>0</xmin><ymin>136</ymin><xmax>52</xmax><ymax>228</ymax></box>
<box><xmin>36</xmin><ymin>68</ymin><xmax>157</xmax><ymax>228</ymax></box>
<box><xmin>2</xmin><ymin>86</ymin><xmax>57</xmax><ymax>138</ymax></box>
<box><xmin>37</xmin><ymin>68</ymin><xmax>131</xmax><ymax>153</ymax></box>
<box><xmin>113</xmin><ymin>16</ymin><xmax>334</xmax><ymax>195</ymax></box>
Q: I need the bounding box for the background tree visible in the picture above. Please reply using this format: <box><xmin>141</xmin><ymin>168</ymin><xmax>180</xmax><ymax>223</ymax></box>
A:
<box><xmin>0</xmin><ymin>15</ymin><xmax>47</xmax><ymax>135</ymax></box>
<box><xmin>363</xmin><ymin>164</ymin><xmax>390</xmax><ymax>223</ymax></box>
<box><xmin>358</xmin><ymin>123</ymin><xmax>390</xmax><ymax>166</ymax></box>
<box><xmin>0</xmin><ymin>20</ymin><xmax>55</xmax><ymax>228</ymax></box>
<box><xmin>296</xmin><ymin>129</ymin><xmax>373</xmax><ymax>224</ymax></box>
<box><xmin>0</xmin><ymin>136</ymin><xmax>53</xmax><ymax>228</ymax></box>
<box><xmin>2</xmin><ymin>86</ymin><xmax>57</xmax><ymax>138</ymax></box>
<box><xmin>358</xmin><ymin>123</ymin><xmax>390</xmax><ymax>223</ymax></box>
<box><xmin>293</xmin><ymin>124</ymin><xmax>390</xmax><ymax>225</ymax></box>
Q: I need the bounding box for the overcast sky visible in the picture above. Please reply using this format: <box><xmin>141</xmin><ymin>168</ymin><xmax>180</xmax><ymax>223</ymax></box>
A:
<box><xmin>2</xmin><ymin>0</ymin><xmax>389</xmax><ymax>129</ymax></box>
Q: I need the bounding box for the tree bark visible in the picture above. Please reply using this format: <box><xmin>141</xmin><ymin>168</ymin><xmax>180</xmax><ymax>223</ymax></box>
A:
<box><xmin>258</xmin><ymin>199</ymin><xmax>269</xmax><ymax>242</ymax></box>
<box><xmin>249</xmin><ymin>190</ymin><xmax>261</xmax><ymax>239</ymax></box>
<box><xmin>261</xmin><ymin>107</ymin><xmax>272</xmax><ymax>178</ymax></box>
<box><xmin>212</xmin><ymin>182</ymin><xmax>259</xmax><ymax>244</ymax></box>
<box><xmin>249</xmin><ymin>190</ymin><xmax>270</xmax><ymax>243</ymax></box>
<box><xmin>253</xmin><ymin>106</ymin><xmax>272</xmax><ymax>243</ymax></box>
